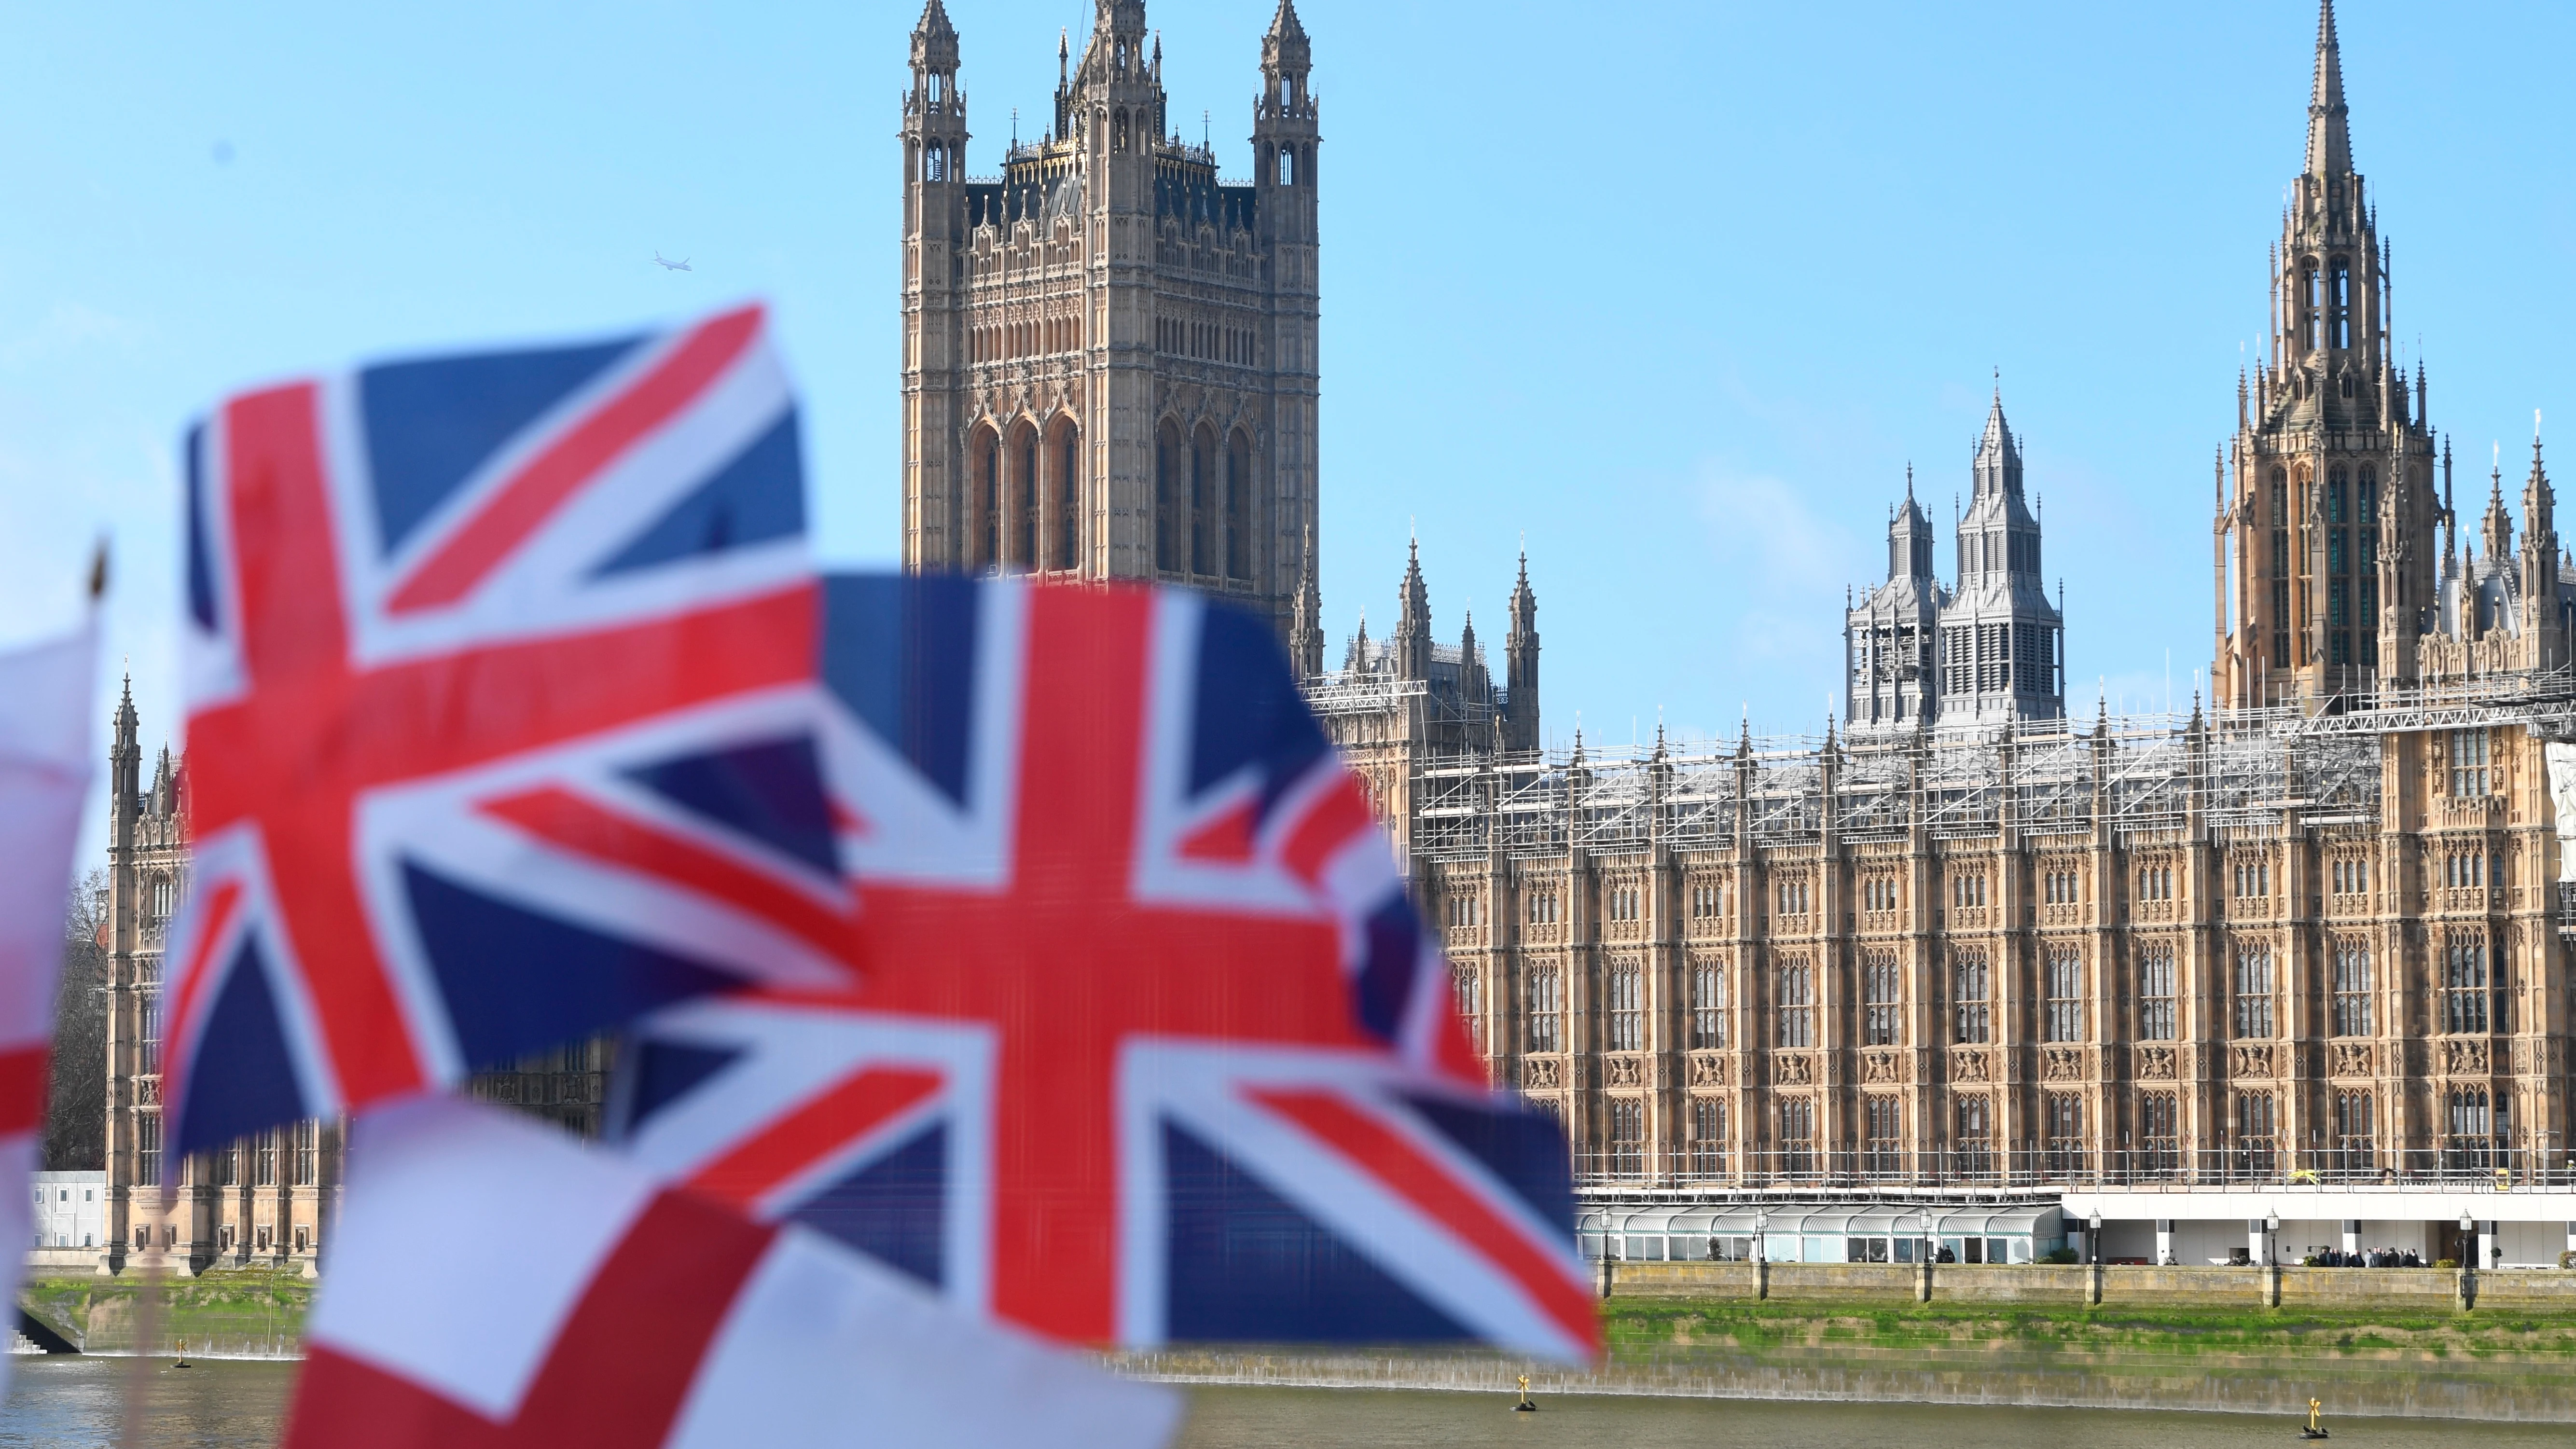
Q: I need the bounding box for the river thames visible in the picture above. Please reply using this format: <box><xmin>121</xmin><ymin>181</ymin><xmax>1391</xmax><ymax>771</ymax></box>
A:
<box><xmin>4</xmin><ymin>1358</ymin><xmax>2576</xmax><ymax>1447</ymax></box>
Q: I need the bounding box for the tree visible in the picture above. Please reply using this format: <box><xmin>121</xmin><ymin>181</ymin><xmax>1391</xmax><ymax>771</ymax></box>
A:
<box><xmin>43</xmin><ymin>867</ymin><xmax>108</xmax><ymax>1172</ymax></box>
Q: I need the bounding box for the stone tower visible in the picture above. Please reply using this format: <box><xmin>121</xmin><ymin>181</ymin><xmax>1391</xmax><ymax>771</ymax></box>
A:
<box><xmin>898</xmin><ymin>0</ymin><xmax>1323</xmax><ymax>635</ymax></box>
<box><xmin>1503</xmin><ymin>550</ymin><xmax>1541</xmax><ymax>752</ymax></box>
<box><xmin>2213</xmin><ymin>0</ymin><xmax>2441</xmax><ymax>708</ymax></box>
<box><xmin>1845</xmin><ymin>469</ymin><xmax>1941</xmax><ymax>728</ymax></box>
<box><xmin>1939</xmin><ymin>390</ymin><xmax>2064</xmax><ymax>725</ymax></box>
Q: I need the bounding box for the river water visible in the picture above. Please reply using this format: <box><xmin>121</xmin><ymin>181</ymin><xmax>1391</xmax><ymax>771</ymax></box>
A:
<box><xmin>5</xmin><ymin>1357</ymin><xmax>2573</xmax><ymax>1448</ymax></box>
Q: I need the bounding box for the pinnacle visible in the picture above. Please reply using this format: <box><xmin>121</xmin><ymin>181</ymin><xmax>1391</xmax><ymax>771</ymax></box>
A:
<box><xmin>914</xmin><ymin>0</ymin><xmax>956</xmax><ymax>40</ymax></box>
<box><xmin>2305</xmin><ymin>0</ymin><xmax>2353</xmax><ymax>177</ymax></box>
<box><xmin>1266</xmin><ymin>0</ymin><xmax>1308</xmax><ymax>42</ymax></box>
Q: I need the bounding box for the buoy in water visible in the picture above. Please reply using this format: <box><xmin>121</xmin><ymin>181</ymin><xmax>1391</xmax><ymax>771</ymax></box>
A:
<box><xmin>2299</xmin><ymin>1395</ymin><xmax>2327</xmax><ymax>1439</ymax></box>
<box><xmin>1513</xmin><ymin>1373</ymin><xmax>1537</xmax><ymax>1413</ymax></box>
<box><xmin>174</xmin><ymin>1336</ymin><xmax>192</xmax><ymax>1369</ymax></box>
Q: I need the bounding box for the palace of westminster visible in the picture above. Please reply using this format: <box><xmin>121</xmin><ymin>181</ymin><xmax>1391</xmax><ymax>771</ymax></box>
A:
<box><xmin>82</xmin><ymin>0</ymin><xmax>2576</xmax><ymax>1273</ymax></box>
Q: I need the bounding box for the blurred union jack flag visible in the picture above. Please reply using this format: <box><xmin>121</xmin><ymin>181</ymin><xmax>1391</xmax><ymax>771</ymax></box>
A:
<box><xmin>164</xmin><ymin>304</ymin><xmax>860</xmax><ymax>1155</ymax></box>
<box><xmin>612</xmin><ymin>576</ymin><xmax>1595</xmax><ymax>1360</ymax></box>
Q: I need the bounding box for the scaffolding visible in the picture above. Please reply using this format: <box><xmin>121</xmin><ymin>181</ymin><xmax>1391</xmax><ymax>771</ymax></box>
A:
<box><xmin>1397</xmin><ymin>673</ymin><xmax>2576</xmax><ymax>866</ymax></box>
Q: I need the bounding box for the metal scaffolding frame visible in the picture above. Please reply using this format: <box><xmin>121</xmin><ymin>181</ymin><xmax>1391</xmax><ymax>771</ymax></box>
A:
<box><xmin>1398</xmin><ymin>673</ymin><xmax>2576</xmax><ymax>867</ymax></box>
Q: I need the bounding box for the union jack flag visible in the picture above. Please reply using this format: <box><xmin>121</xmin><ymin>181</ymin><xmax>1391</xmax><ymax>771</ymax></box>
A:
<box><xmin>164</xmin><ymin>305</ymin><xmax>860</xmax><ymax>1156</ymax></box>
<box><xmin>613</xmin><ymin>575</ymin><xmax>1596</xmax><ymax>1360</ymax></box>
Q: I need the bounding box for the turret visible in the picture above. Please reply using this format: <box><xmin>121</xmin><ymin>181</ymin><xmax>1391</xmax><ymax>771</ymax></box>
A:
<box><xmin>110</xmin><ymin>674</ymin><xmax>138</xmax><ymax>851</ymax></box>
<box><xmin>1504</xmin><ymin>549</ymin><xmax>1541</xmax><ymax>752</ymax></box>
<box><xmin>1288</xmin><ymin>522</ymin><xmax>1324</xmax><ymax>680</ymax></box>
<box><xmin>1252</xmin><ymin>0</ymin><xmax>1317</xmax><ymax>247</ymax></box>
<box><xmin>1392</xmin><ymin>538</ymin><xmax>1432</xmax><ymax>680</ymax></box>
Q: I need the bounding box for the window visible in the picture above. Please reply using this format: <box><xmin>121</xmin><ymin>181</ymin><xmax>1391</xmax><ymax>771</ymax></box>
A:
<box><xmin>1775</xmin><ymin>878</ymin><xmax>1810</xmax><ymax>916</ymax></box>
<box><xmin>1776</xmin><ymin>959</ymin><xmax>1813</xmax><ymax>1049</ymax></box>
<box><xmin>1608</xmin><ymin>1099</ymin><xmax>1644</xmax><ymax>1179</ymax></box>
<box><xmin>1690</xmin><ymin>959</ymin><xmax>1727</xmax><ymax>1049</ymax></box>
<box><xmin>1454</xmin><ymin>967</ymin><xmax>1482</xmax><ymax>1054</ymax></box>
<box><xmin>1864</xmin><ymin>1098</ymin><xmax>1903</xmax><ymax>1176</ymax></box>
<box><xmin>254</xmin><ymin>1131</ymin><xmax>276</xmax><ymax>1187</ymax></box>
<box><xmin>2331</xmin><ymin>941</ymin><xmax>2372</xmax><ymax>1036</ymax></box>
<box><xmin>2231</xmin><ymin>857</ymin><xmax>2271</xmax><ymax>897</ymax></box>
<box><xmin>294</xmin><ymin>1120</ymin><xmax>318</xmax><ymax>1187</ymax></box>
<box><xmin>2137</xmin><ymin>944</ymin><xmax>2176</xmax><ymax>1041</ymax></box>
<box><xmin>2044</xmin><ymin>868</ymin><xmax>2080</xmax><ymax>905</ymax></box>
<box><xmin>214</xmin><ymin>1141</ymin><xmax>238</xmax><ymax>1188</ymax></box>
<box><xmin>2138</xmin><ymin>1092</ymin><xmax>2179</xmax><ymax>1178</ymax></box>
<box><xmin>1776</xmin><ymin>1098</ymin><xmax>1814</xmax><ymax>1178</ymax></box>
<box><xmin>1527</xmin><ymin>889</ymin><xmax>1560</xmax><ymax>925</ymax></box>
<box><xmin>1862</xmin><ymin>952</ymin><xmax>1901</xmax><ymax>1047</ymax></box>
<box><xmin>1690</xmin><ymin>882</ymin><xmax>1724</xmax><ymax>918</ymax></box>
<box><xmin>2443</xmin><ymin>935</ymin><xmax>2490</xmax><ymax>1034</ymax></box>
<box><xmin>1690</xmin><ymin>1098</ymin><xmax>1728</xmax><ymax>1177</ymax></box>
<box><xmin>139</xmin><ymin>997</ymin><xmax>159</xmax><ymax>1076</ymax></box>
<box><xmin>2334</xmin><ymin>1090</ymin><xmax>2374</xmax><ymax>1175</ymax></box>
<box><xmin>2450</xmin><ymin>729</ymin><xmax>2491</xmax><ymax>796</ymax></box>
<box><xmin>2044</xmin><ymin>948</ymin><xmax>2084</xmax><ymax>1042</ymax></box>
<box><xmin>1444</xmin><ymin>894</ymin><xmax>1484</xmax><ymax>928</ymax></box>
<box><xmin>2236</xmin><ymin>1091</ymin><xmax>2277</xmax><ymax>1179</ymax></box>
<box><xmin>1956</xmin><ymin>1097</ymin><xmax>1993</xmax><ymax>1179</ymax></box>
<box><xmin>2043</xmin><ymin>1095</ymin><xmax>2084</xmax><ymax>1177</ymax></box>
<box><xmin>2331</xmin><ymin>857</ymin><xmax>2370</xmax><ymax>896</ymax></box>
<box><xmin>1607</xmin><ymin>963</ymin><xmax>1643</xmax><ymax>1052</ymax></box>
<box><xmin>1953</xmin><ymin>950</ymin><xmax>1990</xmax><ymax>1045</ymax></box>
<box><xmin>2446</xmin><ymin>1087</ymin><xmax>2497</xmax><ymax>1171</ymax></box>
<box><xmin>2135</xmin><ymin>862</ymin><xmax>2173</xmax><ymax>901</ymax></box>
<box><xmin>137</xmin><ymin>1114</ymin><xmax>160</xmax><ymax>1189</ymax></box>
<box><xmin>1608</xmin><ymin>884</ymin><xmax>1642</xmax><ymax>922</ymax></box>
<box><xmin>1951</xmin><ymin>872</ymin><xmax>1987</xmax><ymax>909</ymax></box>
<box><xmin>1863</xmin><ymin>877</ymin><xmax>1898</xmax><ymax>913</ymax></box>
<box><xmin>2232</xmin><ymin>946</ymin><xmax>2274</xmax><ymax>1038</ymax></box>
<box><xmin>1527</xmin><ymin>966</ymin><xmax>1562</xmax><ymax>1052</ymax></box>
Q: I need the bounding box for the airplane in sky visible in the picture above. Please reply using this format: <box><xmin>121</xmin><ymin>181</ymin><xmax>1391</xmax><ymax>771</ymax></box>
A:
<box><xmin>653</xmin><ymin>251</ymin><xmax>692</xmax><ymax>272</ymax></box>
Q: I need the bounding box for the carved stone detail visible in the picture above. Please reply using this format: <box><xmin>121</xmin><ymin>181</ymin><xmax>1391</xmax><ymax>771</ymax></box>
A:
<box><xmin>1606</xmin><ymin>1054</ymin><xmax>1646</xmax><ymax>1088</ymax></box>
<box><xmin>1862</xmin><ymin>1050</ymin><xmax>1902</xmax><ymax>1085</ymax></box>
<box><xmin>1773</xmin><ymin>1054</ymin><xmax>1816</xmax><ymax>1087</ymax></box>
<box><xmin>2230</xmin><ymin>1043</ymin><xmax>2276</xmax><ymax>1078</ymax></box>
<box><xmin>2043</xmin><ymin>1046</ymin><xmax>2084</xmax><ymax>1082</ymax></box>
<box><xmin>2330</xmin><ymin>1042</ymin><xmax>2373</xmax><ymax>1078</ymax></box>
<box><xmin>1523</xmin><ymin>1057</ymin><xmax>1563</xmax><ymax>1090</ymax></box>
<box><xmin>1689</xmin><ymin>1052</ymin><xmax>1730</xmax><ymax>1087</ymax></box>
<box><xmin>1949</xmin><ymin>1047</ymin><xmax>1990</xmax><ymax>1083</ymax></box>
<box><xmin>2133</xmin><ymin>1046</ymin><xmax>2176</xmax><ymax>1080</ymax></box>
<box><xmin>2442</xmin><ymin>1038</ymin><xmax>2491</xmax><ymax>1075</ymax></box>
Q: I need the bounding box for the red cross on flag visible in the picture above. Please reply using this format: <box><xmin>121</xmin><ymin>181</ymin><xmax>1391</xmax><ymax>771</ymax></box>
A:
<box><xmin>286</xmin><ymin>1096</ymin><xmax>1182</xmax><ymax>1449</ymax></box>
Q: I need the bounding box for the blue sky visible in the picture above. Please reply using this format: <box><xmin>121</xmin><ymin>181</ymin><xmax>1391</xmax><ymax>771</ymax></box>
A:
<box><xmin>4</xmin><ymin>1</ymin><xmax>2572</xmax><ymax>856</ymax></box>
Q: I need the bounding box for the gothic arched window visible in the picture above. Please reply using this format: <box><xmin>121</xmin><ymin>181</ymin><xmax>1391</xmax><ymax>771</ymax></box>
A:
<box><xmin>1225</xmin><ymin>429</ymin><xmax>1253</xmax><ymax>581</ymax></box>
<box><xmin>970</xmin><ymin>426</ymin><xmax>1000</xmax><ymax>571</ymax></box>
<box><xmin>1051</xmin><ymin>420</ymin><xmax>1080</xmax><ymax>570</ymax></box>
<box><xmin>2329</xmin><ymin>258</ymin><xmax>2351</xmax><ymax>348</ymax></box>
<box><xmin>1155</xmin><ymin>420</ymin><xmax>1183</xmax><ymax>572</ymax></box>
<box><xmin>1277</xmin><ymin>146</ymin><xmax>1295</xmax><ymax>186</ymax></box>
<box><xmin>1011</xmin><ymin>422</ymin><xmax>1039</xmax><ymax>569</ymax></box>
<box><xmin>1190</xmin><ymin>424</ymin><xmax>1218</xmax><ymax>576</ymax></box>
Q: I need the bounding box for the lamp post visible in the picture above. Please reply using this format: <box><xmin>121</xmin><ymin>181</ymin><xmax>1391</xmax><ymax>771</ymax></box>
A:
<box><xmin>2460</xmin><ymin>1208</ymin><xmax>2475</xmax><ymax>1267</ymax></box>
<box><xmin>2266</xmin><ymin>1212</ymin><xmax>2281</xmax><ymax>1267</ymax></box>
<box><xmin>2090</xmin><ymin>1210</ymin><xmax>2104</xmax><ymax>1266</ymax></box>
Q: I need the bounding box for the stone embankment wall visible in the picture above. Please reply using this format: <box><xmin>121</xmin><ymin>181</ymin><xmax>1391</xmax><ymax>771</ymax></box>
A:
<box><xmin>1604</xmin><ymin>1259</ymin><xmax>2576</xmax><ymax>1311</ymax></box>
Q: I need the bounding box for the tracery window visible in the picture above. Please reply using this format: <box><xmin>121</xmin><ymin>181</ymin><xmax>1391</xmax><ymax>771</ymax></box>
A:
<box><xmin>2137</xmin><ymin>1092</ymin><xmax>2179</xmax><ymax>1178</ymax></box>
<box><xmin>1690</xmin><ymin>959</ymin><xmax>1727</xmax><ymax>1049</ymax></box>
<box><xmin>2043</xmin><ymin>1094</ymin><xmax>2084</xmax><ymax>1177</ymax></box>
<box><xmin>1527</xmin><ymin>966</ymin><xmax>1562</xmax><ymax>1052</ymax></box>
<box><xmin>1776</xmin><ymin>958</ymin><xmax>1814</xmax><ymax>1049</ymax></box>
<box><xmin>1953</xmin><ymin>950</ymin><xmax>1990</xmax><ymax>1045</ymax></box>
<box><xmin>2331</xmin><ymin>941</ymin><xmax>2372</xmax><ymax>1036</ymax></box>
<box><xmin>1956</xmin><ymin>1096</ymin><xmax>1993</xmax><ymax>1179</ymax></box>
<box><xmin>2449</xmin><ymin>729</ymin><xmax>2491</xmax><ymax>796</ymax></box>
<box><xmin>1607</xmin><ymin>1099</ymin><xmax>1644</xmax><ymax>1179</ymax></box>
<box><xmin>1690</xmin><ymin>1098</ymin><xmax>1728</xmax><ymax>1177</ymax></box>
<box><xmin>1862</xmin><ymin>952</ymin><xmax>1901</xmax><ymax>1047</ymax></box>
<box><xmin>2232</xmin><ymin>946</ymin><xmax>2274</xmax><ymax>1038</ymax></box>
<box><xmin>2442</xmin><ymin>935</ymin><xmax>2490</xmax><ymax>1035</ymax></box>
<box><xmin>1864</xmin><ymin>1097</ymin><xmax>1902</xmax><ymax>1176</ymax></box>
<box><xmin>1607</xmin><ymin>962</ymin><xmax>1643</xmax><ymax>1052</ymax></box>
<box><xmin>2043</xmin><ymin>948</ymin><xmax>2084</xmax><ymax>1042</ymax></box>
<box><xmin>2137</xmin><ymin>944</ymin><xmax>2176</xmax><ymax>1041</ymax></box>
<box><xmin>1775</xmin><ymin>1098</ymin><xmax>1814</xmax><ymax>1178</ymax></box>
<box><xmin>2236</xmin><ymin>1090</ymin><xmax>2277</xmax><ymax>1178</ymax></box>
<box><xmin>2334</xmin><ymin>1090</ymin><xmax>2374</xmax><ymax>1175</ymax></box>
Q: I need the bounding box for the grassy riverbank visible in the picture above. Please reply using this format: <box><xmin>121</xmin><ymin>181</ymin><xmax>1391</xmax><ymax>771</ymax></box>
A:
<box><xmin>1604</xmin><ymin>1296</ymin><xmax>2576</xmax><ymax>1362</ymax></box>
<box><xmin>21</xmin><ymin>1271</ymin><xmax>310</xmax><ymax>1356</ymax></box>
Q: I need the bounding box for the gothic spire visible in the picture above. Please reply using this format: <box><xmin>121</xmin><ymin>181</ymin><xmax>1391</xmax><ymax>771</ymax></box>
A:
<box><xmin>1972</xmin><ymin>388</ymin><xmax>2022</xmax><ymax>500</ymax></box>
<box><xmin>2305</xmin><ymin>0</ymin><xmax>2352</xmax><ymax>177</ymax></box>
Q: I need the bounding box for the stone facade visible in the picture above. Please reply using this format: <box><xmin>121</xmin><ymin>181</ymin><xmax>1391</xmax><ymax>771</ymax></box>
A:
<box><xmin>1327</xmin><ymin>3</ymin><xmax>2575</xmax><ymax>1192</ymax></box>
<box><xmin>97</xmin><ymin>689</ymin><xmax>612</xmax><ymax>1275</ymax></box>
<box><xmin>898</xmin><ymin>0</ymin><xmax>1321</xmax><ymax>637</ymax></box>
